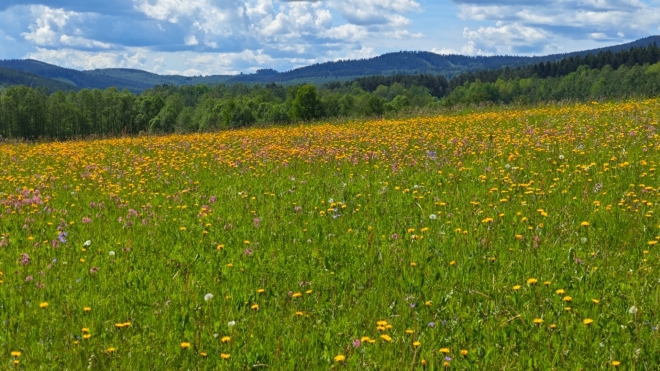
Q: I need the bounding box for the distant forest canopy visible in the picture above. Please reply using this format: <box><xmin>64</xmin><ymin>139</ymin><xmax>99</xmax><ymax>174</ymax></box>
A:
<box><xmin>1</xmin><ymin>36</ymin><xmax>659</xmax><ymax>92</ymax></box>
<box><xmin>1</xmin><ymin>43</ymin><xmax>660</xmax><ymax>140</ymax></box>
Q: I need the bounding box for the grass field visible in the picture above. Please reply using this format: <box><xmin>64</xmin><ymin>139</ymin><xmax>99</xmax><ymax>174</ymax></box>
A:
<box><xmin>1</xmin><ymin>99</ymin><xmax>660</xmax><ymax>370</ymax></box>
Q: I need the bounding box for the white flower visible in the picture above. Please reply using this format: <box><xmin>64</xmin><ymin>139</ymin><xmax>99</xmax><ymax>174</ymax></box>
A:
<box><xmin>109</xmin><ymin>251</ymin><xmax>115</xmax><ymax>256</ymax></box>
<box><xmin>429</xmin><ymin>214</ymin><xmax>437</xmax><ymax>220</ymax></box>
<box><xmin>204</xmin><ymin>293</ymin><xmax>214</xmax><ymax>302</ymax></box>
<box><xmin>505</xmin><ymin>164</ymin><xmax>511</xmax><ymax>169</ymax></box>
<box><xmin>228</xmin><ymin>321</ymin><xmax>236</xmax><ymax>327</ymax></box>
<box><xmin>629</xmin><ymin>305</ymin><xmax>638</xmax><ymax>314</ymax></box>
<box><xmin>580</xmin><ymin>237</ymin><xmax>588</xmax><ymax>244</ymax></box>
<box><xmin>83</xmin><ymin>240</ymin><xmax>92</xmax><ymax>247</ymax></box>
<box><xmin>559</xmin><ymin>154</ymin><xmax>565</xmax><ymax>160</ymax></box>
<box><xmin>328</xmin><ymin>198</ymin><xmax>334</xmax><ymax>203</ymax></box>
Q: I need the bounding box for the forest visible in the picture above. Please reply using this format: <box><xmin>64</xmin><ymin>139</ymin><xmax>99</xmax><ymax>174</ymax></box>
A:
<box><xmin>1</xmin><ymin>44</ymin><xmax>660</xmax><ymax>140</ymax></box>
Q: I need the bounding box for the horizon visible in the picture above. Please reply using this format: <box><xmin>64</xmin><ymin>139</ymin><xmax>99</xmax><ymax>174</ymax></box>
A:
<box><xmin>1</xmin><ymin>1</ymin><xmax>659</xmax><ymax>76</ymax></box>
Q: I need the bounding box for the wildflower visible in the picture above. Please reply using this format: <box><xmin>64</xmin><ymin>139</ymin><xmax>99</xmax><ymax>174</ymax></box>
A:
<box><xmin>429</xmin><ymin>214</ymin><xmax>437</xmax><ymax>220</ymax></box>
<box><xmin>109</xmin><ymin>250</ymin><xmax>115</xmax><ymax>256</ymax></box>
<box><xmin>221</xmin><ymin>353</ymin><xmax>230</xmax><ymax>360</ymax></box>
<box><xmin>581</xmin><ymin>221</ymin><xmax>590</xmax><ymax>227</ymax></box>
<box><xmin>612</xmin><ymin>361</ymin><xmax>620</xmax><ymax>366</ymax></box>
<box><xmin>527</xmin><ymin>278</ymin><xmax>538</xmax><ymax>285</ymax></box>
<box><xmin>221</xmin><ymin>336</ymin><xmax>231</xmax><ymax>343</ymax></box>
<box><xmin>352</xmin><ymin>338</ymin><xmax>361</xmax><ymax>348</ymax></box>
<box><xmin>544</xmin><ymin>281</ymin><xmax>551</xmax><ymax>286</ymax></box>
<box><xmin>200</xmin><ymin>352</ymin><xmax>207</xmax><ymax>357</ymax></box>
<box><xmin>583</xmin><ymin>318</ymin><xmax>594</xmax><ymax>325</ymax></box>
<box><xmin>39</xmin><ymin>302</ymin><xmax>48</xmax><ymax>308</ymax></box>
<box><xmin>292</xmin><ymin>292</ymin><xmax>302</xmax><ymax>298</ymax></box>
<box><xmin>180</xmin><ymin>342</ymin><xmax>191</xmax><ymax>349</ymax></box>
<box><xmin>251</xmin><ymin>304</ymin><xmax>259</xmax><ymax>310</ymax></box>
<box><xmin>439</xmin><ymin>348</ymin><xmax>450</xmax><ymax>354</ymax></box>
<box><xmin>83</xmin><ymin>240</ymin><xmax>92</xmax><ymax>247</ymax></box>
<box><xmin>592</xmin><ymin>299</ymin><xmax>600</xmax><ymax>304</ymax></box>
<box><xmin>428</xmin><ymin>322</ymin><xmax>436</xmax><ymax>328</ymax></box>
<box><xmin>11</xmin><ymin>351</ymin><xmax>21</xmax><ymax>357</ymax></box>
<box><xmin>563</xmin><ymin>296</ymin><xmax>572</xmax><ymax>302</ymax></box>
<box><xmin>513</xmin><ymin>285</ymin><xmax>521</xmax><ymax>291</ymax></box>
<box><xmin>556</xmin><ymin>289</ymin><xmax>565</xmax><ymax>295</ymax></box>
<box><xmin>204</xmin><ymin>293</ymin><xmax>213</xmax><ymax>301</ymax></box>
<box><xmin>406</xmin><ymin>329</ymin><xmax>414</xmax><ymax>334</ymax></box>
<box><xmin>426</xmin><ymin>301</ymin><xmax>432</xmax><ymax>306</ymax></box>
<box><xmin>533</xmin><ymin>318</ymin><xmax>544</xmax><ymax>325</ymax></box>
<box><xmin>461</xmin><ymin>349</ymin><xmax>468</xmax><ymax>356</ymax></box>
<box><xmin>413</xmin><ymin>341</ymin><xmax>421</xmax><ymax>347</ymax></box>
<box><xmin>334</xmin><ymin>355</ymin><xmax>345</xmax><ymax>362</ymax></box>
<box><xmin>257</xmin><ymin>288</ymin><xmax>265</xmax><ymax>294</ymax></box>
<box><xmin>482</xmin><ymin>218</ymin><xmax>493</xmax><ymax>223</ymax></box>
<box><xmin>228</xmin><ymin>321</ymin><xmax>236</xmax><ymax>327</ymax></box>
<box><xmin>629</xmin><ymin>306</ymin><xmax>638</xmax><ymax>314</ymax></box>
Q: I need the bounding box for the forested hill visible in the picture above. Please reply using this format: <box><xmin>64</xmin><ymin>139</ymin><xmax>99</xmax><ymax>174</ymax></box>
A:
<box><xmin>0</xmin><ymin>36</ymin><xmax>658</xmax><ymax>93</ymax></box>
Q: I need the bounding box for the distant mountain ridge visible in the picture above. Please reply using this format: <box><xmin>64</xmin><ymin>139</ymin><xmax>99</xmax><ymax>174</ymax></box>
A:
<box><xmin>0</xmin><ymin>36</ymin><xmax>658</xmax><ymax>93</ymax></box>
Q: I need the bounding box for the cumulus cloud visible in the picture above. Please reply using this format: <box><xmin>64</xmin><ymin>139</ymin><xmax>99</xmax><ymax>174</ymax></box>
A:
<box><xmin>0</xmin><ymin>0</ymin><xmax>422</xmax><ymax>74</ymax></box>
<box><xmin>453</xmin><ymin>0</ymin><xmax>660</xmax><ymax>54</ymax></box>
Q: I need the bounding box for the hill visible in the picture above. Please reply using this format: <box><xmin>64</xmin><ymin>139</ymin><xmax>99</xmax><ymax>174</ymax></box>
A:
<box><xmin>0</xmin><ymin>66</ymin><xmax>78</xmax><ymax>92</ymax></box>
<box><xmin>0</xmin><ymin>36</ymin><xmax>658</xmax><ymax>92</ymax></box>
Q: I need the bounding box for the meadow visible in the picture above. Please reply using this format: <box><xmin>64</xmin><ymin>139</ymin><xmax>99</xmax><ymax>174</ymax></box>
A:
<box><xmin>1</xmin><ymin>99</ymin><xmax>660</xmax><ymax>370</ymax></box>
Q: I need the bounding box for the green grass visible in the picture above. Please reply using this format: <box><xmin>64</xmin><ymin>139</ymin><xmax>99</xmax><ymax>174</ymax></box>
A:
<box><xmin>1</xmin><ymin>99</ymin><xmax>660</xmax><ymax>369</ymax></box>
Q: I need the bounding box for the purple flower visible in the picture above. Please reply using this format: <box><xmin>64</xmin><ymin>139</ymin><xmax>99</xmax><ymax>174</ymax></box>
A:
<box><xmin>445</xmin><ymin>356</ymin><xmax>452</xmax><ymax>361</ymax></box>
<box><xmin>57</xmin><ymin>232</ymin><xmax>68</xmax><ymax>244</ymax></box>
<box><xmin>244</xmin><ymin>248</ymin><xmax>253</xmax><ymax>257</ymax></box>
<box><xmin>410</xmin><ymin>303</ymin><xmax>416</xmax><ymax>308</ymax></box>
<box><xmin>428</xmin><ymin>322</ymin><xmax>435</xmax><ymax>328</ymax></box>
<box><xmin>253</xmin><ymin>218</ymin><xmax>261</xmax><ymax>228</ymax></box>
<box><xmin>82</xmin><ymin>217</ymin><xmax>92</xmax><ymax>224</ymax></box>
<box><xmin>209</xmin><ymin>196</ymin><xmax>217</xmax><ymax>203</ymax></box>
<box><xmin>25</xmin><ymin>275</ymin><xmax>33</xmax><ymax>282</ymax></box>
<box><xmin>19</xmin><ymin>253</ymin><xmax>30</xmax><ymax>265</ymax></box>
<box><xmin>352</xmin><ymin>338</ymin><xmax>361</xmax><ymax>348</ymax></box>
<box><xmin>391</xmin><ymin>233</ymin><xmax>399</xmax><ymax>240</ymax></box>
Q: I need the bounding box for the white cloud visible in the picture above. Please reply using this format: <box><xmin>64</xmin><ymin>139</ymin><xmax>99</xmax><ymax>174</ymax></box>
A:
<box><xmin>184</xmin><ymin>35</ymin><xmax>198</xmax><ymax>46</ymax></box>
<box><xmin>26</xmin><ymin>47</ymin><xmax>147</xmax><ymax>70</ymax></box>
<box><xmin>432</xmin><ymin>47</ymin><xmax>459</xmax><ymax>55</ymax></box>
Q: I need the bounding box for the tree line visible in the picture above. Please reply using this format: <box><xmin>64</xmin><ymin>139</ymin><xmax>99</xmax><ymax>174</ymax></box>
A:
<box><xmin>1</xmin><ymin>45</ymin><xmax>660</xmax><ymax>140</ymax></box>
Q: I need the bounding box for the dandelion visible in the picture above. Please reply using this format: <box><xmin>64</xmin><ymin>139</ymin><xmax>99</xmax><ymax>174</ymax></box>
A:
<box><xmin>527</xmin><ymin>278</ymin><xmax>538</xmax><ymax>285</ymax></box>
<box><xmin>612</xmin><ymin>361</ymin><xmax>621</xmax><ymax>366</ymax></box>
<box><xmin>563</xmin><ymin>296</ymin><xmax>572</xmax><ymax>302</ymax></box>
<box><xmin>39</xmin><ymin>302</ymin><xmax>48</xmax><ymax>308</ymax></box>
<box><xmin>629</xmin><ymin>306</ymin><xmax>638</xmax><ymax>314</ymax></box>
<box><xmin>228</xmin><ymin>321</ymin><xmax>236</xmax><ymax>327</ymax></box>
<box><xmin>429</xmin><ymin>214</ymin><xmax>437</xmax><ymax>220</ymax></box>
<box><xmin>334</xmin><ymin>355</ymin><xmax>345</xmax><ymax>362</ymax></box>
<box><xmin>581</xmin><ymin>221</ymin><xmax>590</xmax><ymax>227</ymax></box>
<box><xmin>221</xmin><ymin>336</ymin><xmax>231</xmax><ymax>343</ymax></box>
<box><xmin>533</xmin><ymin>318</ymin><xmax>544</xmax><ymax>325</ymax></box>
<box><xmin>221</xmin><ymin>353</ymin><xmax>230</xmax><ymax>360</ymax></box>
<box><xmin>583</xmin><ymin>318</ymin><xmax>594</xmax><ymax>325</ymax></box>
<box><xmin>513</xmin><ymin>285</ymin><xmax>521</xmax><ymax>291</ymax></box>
<box><xmin>251</xmin><ymin>304</ymin><xmax>259</xmax><ymax>310</ymax></box>
<box><xmin>461</xmin><ymin>349</ymin><xmax>468</xmax><ymax>356</ymax></box>
<box><xmin>381</xmin><ymin>334</ymin><xmax>392</xmax><ymax>342</ymax></box>
<box><xmin>413</xmin><ymin>341</ymin><xmax>421</xmax><ymax>347</ymax></box>
<box><xmin>11</xmin><ymin>351</ymin><xmax>21</xmax><ymax>357</ymax></box>
<box><xmin>180</xmin><ymin>342</ymin><xmax>191</xmax><ymax>349</ymax></box>
<box><xmin>204</xmin><ymin>293</ymin><xmax>214</xmax><ymax>302</ymax></box>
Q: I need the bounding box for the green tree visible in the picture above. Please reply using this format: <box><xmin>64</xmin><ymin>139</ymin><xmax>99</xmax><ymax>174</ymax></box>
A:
<box><xmin>291</xmin><ymin>84</ymin><xmax>323</xmax><ymax>121</ymax></box>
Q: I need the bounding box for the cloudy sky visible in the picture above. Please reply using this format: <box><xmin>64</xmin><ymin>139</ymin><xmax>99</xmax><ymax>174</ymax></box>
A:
<box><xmin>0</xmin><ymin>0</ymin><xmax>659</xmax><ymax>76</ymax></box>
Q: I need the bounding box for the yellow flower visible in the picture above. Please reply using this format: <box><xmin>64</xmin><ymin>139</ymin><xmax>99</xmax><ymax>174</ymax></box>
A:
<box><xmin>648</xmin><ymin>240</ymin><xmax>657</xmax><ymax>245</ymax></box>
<box><xmin>583</xmin><ymin>318</ymin><xmax>594</xmax><ymax>325</ymax></box>
<box><xmin>243</xmin><ymin>240</ymin><xmax>250</xmax><ymax>244</ymax></box>
<box><xmin>10</xmin><ymin>351</ymin><xmax>21</xmax><ymax>357</ymax></box>
<box><xmin>180</xmin><ymin>342</ymin><xmax>191</xmax><ymax>349</ymax></box>
<box><xmin>216</xmin><ymin>244</ymin><xmax>225</xmax><ymax>250</ymax></box>
<box><xmin>513</xmin><ymin>285</ymin><xmax>521</xmax><ymax>291</ymax></box>
<box><xmin>200</xmin><ymin>352</ymin><xmax>207</xmax><ymax>357</ymax></box>
<box><xmin>334</xmin><ymin>355</ymin><xmax>345</xmax><ymax>362</ymax></box>
<box><xmin>556</xmin><ymin>289</ymin><xmax>565</xmax><ymax>295</ymax></box>
<box><xmin>543</xmin><ymin>281</ymin><xmax>551</xmax><ymax>286</ymax></box>
<box><xmin>515</xmin><ymin>234</ymin><xmax>523</xmax><ymax>239</ymax></box>
<box><xmin>82</xmin><ymin>327</ymin><xmax>90</xmax><ymax>333</ymax></box>
<box><xmin>295</xmin><ymin>311</ymin><xmax>303</xmax><ymax>316</ymax></box>
<box><xmin>292</xmin><ymin>292</ymin><xmax>302</xmax><ymax>298</ymax></box>
<box><xmin>221</xmin><ymin>336</ymin><xmax>231</xmax><ymax>343</ymax></box>
<box><xmin>381</xmin><ymin>334</ymin><xmax>392</xmax><ymax>342</ymax></box>
<box><xmin>410</xmin><ymin>262</ymin><xmax>417</xmax><ymax>267</ymax></box>
<box><xmin>439</xmin><ymin>348</ymin><xmax>450</xmax><ymax>354</ymax></box>
<box><xmin>425</xmin><ymin>301</ymin><xmax>432</xmax><ymax>306</ymax></box>
<box><xmin>83</xmin><ymin>334</ymin><xmax>91</xmax><ymax>340</ymax></box>
<box><xmin>39</xmin><ymin>302</ymin><xmax>48</xmax><ymax>308</ymax></box>
<box><xmin>377</xmin><ymin>320</ymin><xmax>388</xmax><ymax>326</ymax></box>
<box><xmin>527</xmin><ymin>278</ymin><xmax>538</xmax><ymax>285</ymax></box>
<box><xmin>221</xmin><ymin>353</ymin><xmax>230</xmax><ymax>360</ymax></box>
<box><xmin>449</xmin><ymin>261</ymin><xmax>456</xmax><ymax>266</ymax></box>
<box><xmin>257</xmin><ymin>288</ymin><xmax>265</xmax><ymax>294</ymax></box>
<box><xmin>361</xmin><ymin>336</ymin><xmax>371</xmax><ymax>342</ymax></box>
<box><xmin>581</xmin><ymin>221</ymin><xmax>590</xmax><ymax>227</ymax></box>
<box><xmin>84</xmin><ymin>307</ymin><xmax>91</xmax><ymax>312</ymax></box>
<box><xmin>482</xmin><ymin>217</ymin><xmax>494</xmax><ymax>223</ymax></box>
<box><xmin>305</xmin><ymin>290</ymin><xmax>313</xmax><ymax>294</ymax></box>
<box><xmin>562</xmin><ymin>296</ymin><xmax>572</xmax><ymax>302</ymax></box>
<box><xmin>413</xmin><ymin>341</ymin><xmax>421</xmax><ymax>347</ymax></box>
<box><xmin>592</xmin><ymin>299</ymin><xmax>600</xmax><ymax>304</ymax></box>
<box><xmin>251</xmin><ymin>303</ymin><xmax>259</xmax><ymax>310</ymax></box>
<box><xmin>533</xmin><ymin>318</ymin><xmax>543</xmax><ymax>324</ymax></box>
<box><xmin>612</xmin><ymin>361</ymin><xmax>620</xmax><ymax>366</ymax></box>
<box><xmin>461</xmin><ymin>349</ymin><xmax>468</xmax><ymax>356</ymax></box>
<box><xmin>550</xmin><ymin>324</ymin><xmax>557</xmax><ymax>329</ymax></box>
<box><xmin>405</xmin><ymin>329</ymin><xmax>414</xmax><ymax>334</ymax></box>
<box><xmin>107</xmin><ymin>347</ymin><xmax>116</xmax><ymax>353</ymax></box>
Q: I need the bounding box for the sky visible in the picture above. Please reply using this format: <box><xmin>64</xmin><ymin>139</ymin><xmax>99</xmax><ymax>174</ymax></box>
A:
<box><xmin>0</xmin><ymin>0</ymin><xmax>659</xmax><ymax>76</ymax></box>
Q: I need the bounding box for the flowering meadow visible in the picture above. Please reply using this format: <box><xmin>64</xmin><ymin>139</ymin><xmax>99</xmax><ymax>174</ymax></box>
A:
<box><xmin>2</xmin><ymin>99</ymin><xmax>660</xmax><ymax>369</ymax></box>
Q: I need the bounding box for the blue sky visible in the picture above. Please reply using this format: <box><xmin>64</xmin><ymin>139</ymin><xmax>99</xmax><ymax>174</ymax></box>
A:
<box><xmin>0</xmin><ymin>0</ymin><xmax>659</xmax><ymax>75</ymax></box>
